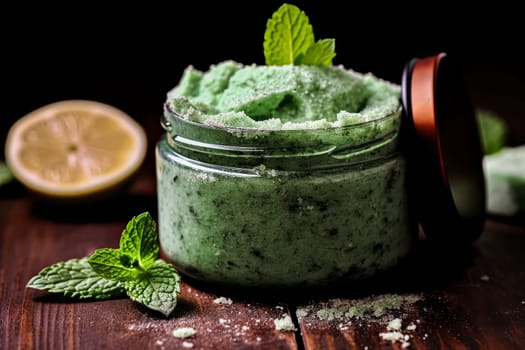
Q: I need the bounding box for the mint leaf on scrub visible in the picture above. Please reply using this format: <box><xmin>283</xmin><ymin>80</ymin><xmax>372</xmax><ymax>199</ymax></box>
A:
<box><xmin>296</xmin><ymin>38</ymin><xmax>336</xmax><ymax>66</ymax></box>
<box><xmin>263</xmin><ymin>3</ymin><xmax>336</xmax><ymax>66</ymax></box>
<box><xmin>27</xmin><ymin>212</ymin><xmax>181</xmax><ymax>317</ymax></box>
<box><xmin>264</xmin><ymin>3</ymin><xmax>314</xmax><ymax>65</ymax></box>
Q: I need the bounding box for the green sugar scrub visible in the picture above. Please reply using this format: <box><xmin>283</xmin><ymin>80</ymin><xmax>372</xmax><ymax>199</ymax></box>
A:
<box><xmin>168</xmin><ymin>61</ymin><xmax>400</xmax><ymax>130</ymax></box>
<box><xmin>156</xmin><ymin>3</ymin><xmax>417</xmax><ymax>287</ymax></box>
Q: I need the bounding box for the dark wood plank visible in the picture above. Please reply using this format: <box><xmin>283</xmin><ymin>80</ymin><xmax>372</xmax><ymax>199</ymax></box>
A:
<box><xmin>3</xmin><ymin>191</ymin><xmax>525</xmax><ymax>350</ymax></box>
<box><xmin>0</xmin><ymin>193</ymin><xmax>298</xmax><ymax>350</ymax></box>
<box><xmin>296</xmin><ymin>221</ymin><xmax>525</xmax><ymax>349</ymax></box>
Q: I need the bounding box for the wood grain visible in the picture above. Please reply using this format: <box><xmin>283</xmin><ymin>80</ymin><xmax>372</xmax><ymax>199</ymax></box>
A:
<box><xmin>295</xmin><ymin>221</ymin><xmax>525</xmax><ymax>349</ymax></box>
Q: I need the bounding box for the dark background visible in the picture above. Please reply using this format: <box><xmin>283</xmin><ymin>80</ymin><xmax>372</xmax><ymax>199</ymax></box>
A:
<box><xmin>2</xmin><ymin>1</ymin><xmax>525</xmax><ymax>153</ymax></box>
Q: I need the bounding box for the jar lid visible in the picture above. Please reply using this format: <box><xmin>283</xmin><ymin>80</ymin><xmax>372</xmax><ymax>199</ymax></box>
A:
<box><xmin>401</xmin><ymin>52</ymin><xmax>486</xmax><ymax>243</ymax></box>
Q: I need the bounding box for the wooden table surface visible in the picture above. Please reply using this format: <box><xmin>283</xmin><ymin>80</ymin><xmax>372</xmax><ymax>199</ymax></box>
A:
<box><xmin>1</xmin><ymin>147</ymin><xmax>525</xmax><ymax>350</ymax></box>
<box><xmin>2</xmin><ymin>60</ymin><xmax>525</xmax><ymax>349</ymax></box>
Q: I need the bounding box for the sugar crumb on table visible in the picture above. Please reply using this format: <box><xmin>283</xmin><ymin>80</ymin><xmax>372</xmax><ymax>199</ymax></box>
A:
<box><xmin>172</xmin><ymin>327</ymin><xmax>197</xmax><ymax>339</ymax></box>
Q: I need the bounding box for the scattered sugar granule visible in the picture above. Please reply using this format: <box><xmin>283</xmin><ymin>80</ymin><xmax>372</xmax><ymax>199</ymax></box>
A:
<box><xmin>213</xmin><ymin>297</ymin><xmax>233</xmax><ymax>305</ymax></box>
<box><xmin>387</xmin><ymin>318</ymin><xmax>402</xmax><ymax>331</ymax></box>
<box><xmin>380</xmin><ymin>318</ymin><xmax>411</xmax><ymax>348</ymax></box>
<box><xmin>380</xmin><ymin>331</ymin><xmax>405</xmax><ymax>342</ymax></box>
<box><xmin>172</xmin><ymin>327</ymin><xmax>197</xmax><ymax>339</ymax></box>
<box><xmin>339</xmin><ymin>324</ymin><xmax>349</xmax><ymax>331</ymax></box>
<box><xmin>379</xmin><ymin>331</ymin><xmax>411</xmax><ymax>348</ymax></box>
<box><xmin>406</xmin><ymin>323</ymin><xmax>417</xmax><ymax>331</ymax></box>
<box><xmin>274</xmin><ymin>315</ymin><xmax>296</xmax><ymax>332</ymax></box>
<box><xmin>296</xmin><ymin>308</ymin><xmax>309</xmax><ymax>319</ymax></box>
<box><xmin>480</xmin><ymin>275</ymin><xmax>490</xmax><ymax>282</ymax></box>
<box><xmin>182</xmin><ymin>341</ymin><xmax>194</xmax><ymax>348</ymax></box>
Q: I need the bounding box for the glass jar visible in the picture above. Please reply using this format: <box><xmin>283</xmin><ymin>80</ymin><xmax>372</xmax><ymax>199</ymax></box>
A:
<box><xmin>156</xmin><ymin>103</ymin><xmax>417</xmax><ymax>288</ymax></box>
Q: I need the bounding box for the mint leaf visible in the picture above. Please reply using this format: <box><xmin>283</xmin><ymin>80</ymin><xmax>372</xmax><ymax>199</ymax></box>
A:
<box><xmin>296</xmin><ymin>38</ymin><xmax>336</xmax><ymax>66</ymax></box>
<box><xmin>88</xmin><ymin>248</ymin><xmax>141</xmax><ymax>281</ymax></box>
<box><xmin>264</xmin><ymin>3</ymin><xmax>314</xmax><ymax>65</ymax></box>
<box><xmin>27</xmin><ymin>213</ymin><xmax>181</xmax><ymax>317</ymax></box>
<box><xmin>477</xmin><ymin>108</ymin><xmax>508</xmax><ymax>155</ymax></box>
<box><xmin>0</xmin><ymin>162</ymin><xmax>13</xmax><ymax>188</ymax></box>
<box><xmin>27</xmin><ymin>258</ymin><xmax>125</xmax><ymax>299</ymax></box>
<box><xmin>264</xmin><ymin>3</ymin><xmax>336</xmax><ymax>66</ymax></box>
<box><xmin>125</xmin><ymin>260</ymin><xmax>181</xmax><ymax>317</ymax></box>
<box><xmin>119</xmin><ymin>212</ymin><xmax>158</xmax><ymax>269</ymax></box>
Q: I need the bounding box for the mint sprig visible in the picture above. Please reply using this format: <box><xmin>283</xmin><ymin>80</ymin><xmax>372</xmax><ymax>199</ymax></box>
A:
<box><xmin>27</xmin><ymin>212</ymin><xmax>181</xmax><ymax>317</ymax></box>
<box><xmin>263</xmin><ymin>3</ymin><xmax>336</xmax><ymax>66</ymax></box>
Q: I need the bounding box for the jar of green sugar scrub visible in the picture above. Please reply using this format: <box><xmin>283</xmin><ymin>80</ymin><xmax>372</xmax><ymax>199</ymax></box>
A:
<box><xmin>155</xmin><ymin>53</ymin><xmax>486</xmax><ymax>288</ymax></box>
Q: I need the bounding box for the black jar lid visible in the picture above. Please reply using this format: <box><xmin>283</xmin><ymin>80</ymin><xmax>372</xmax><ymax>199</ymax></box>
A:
<box><xmin>401</xmin><ymin>52</ymin><xmax>486</xmax><ymax>243</ymax></box>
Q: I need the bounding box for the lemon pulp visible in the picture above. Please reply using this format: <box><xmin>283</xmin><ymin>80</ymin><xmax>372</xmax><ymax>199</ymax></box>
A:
<box><xmin>5</xmin><ymin>100</ymin><xmax>147</xmax><ymax>198</ymax></box>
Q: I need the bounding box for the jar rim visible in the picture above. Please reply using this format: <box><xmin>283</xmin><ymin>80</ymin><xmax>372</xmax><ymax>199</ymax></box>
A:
<box><xmin>162</xmin><ymin>101</ymin><xmax>402</xmax><ymax>170</ymax></box>
<box><xmin>164</xmin><ymin>101</ymin><xmax>402</xmax><ymax>135</ymax></box>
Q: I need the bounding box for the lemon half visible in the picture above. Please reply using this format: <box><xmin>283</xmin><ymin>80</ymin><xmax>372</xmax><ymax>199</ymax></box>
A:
<box><xmin>5</xmin><ymin>100</ymin><xmax>147</xmax><ymax>198</ymax></box>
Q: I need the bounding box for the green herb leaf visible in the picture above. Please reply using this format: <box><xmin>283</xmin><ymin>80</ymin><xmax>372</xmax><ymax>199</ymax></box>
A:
<box><xmin>27</xmin><ymin>258</ymin><xmax>125</xmax><ymax>299</ymax></box>
<box><xmin>27</xmin><ymin>213</ymin><xmax>181</xmax><ymax>317</ymax></box>
<box><xmin>264</xmin><ymin>3</ymin><xmax>314</xmax><ymax>65</ymax></box>
<box><xmin>264</xmin><ymin>3</ymin><xmax>336</xmax><ymax>66</ymax></box>
<box><xmin>119</xmin><ymin>212</ymin><xmax>159</xmax><ymax>269</ymax></box>
<box><xmin>296</xmin><ymin>38</ymin><xmax>336</xmax><ymax>66</ymax></box>
<box><xmin>476</xmin><ymin>108</ymin><xmax>508</xmax><ymax>155</ymax></box>
<box><xmin>0</xmin><ymin>162</ymin><xmax>13</xmax><ymax>188</ymax></box>
<box><xmin>88</xmin><ymin>248</ymin><xmax>141</xmax><ymax>281</ymax></box>
<box><xmin>125</xmin><ymin>259</ymin><xmax>181</xmax><ymax>317</ymax></box>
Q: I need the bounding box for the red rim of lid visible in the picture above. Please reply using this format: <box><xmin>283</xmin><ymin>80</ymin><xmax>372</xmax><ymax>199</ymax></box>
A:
<box><xmin>401</xmin><ymin>52</ymin><xmax>486</xmax><ymax>243</ymax></box>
